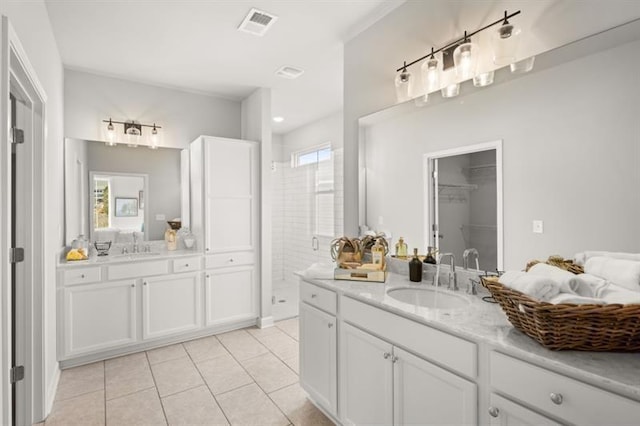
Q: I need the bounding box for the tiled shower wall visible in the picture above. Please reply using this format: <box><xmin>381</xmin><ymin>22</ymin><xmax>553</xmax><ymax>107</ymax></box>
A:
<box><xmin>272</xmin><ymin>148</ymin><xmax>344</xmax><ymax>284</ymax></box>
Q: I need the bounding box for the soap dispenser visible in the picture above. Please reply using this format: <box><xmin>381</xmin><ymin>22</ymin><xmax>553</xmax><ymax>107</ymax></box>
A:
<box><xmin>371</xmin><ymin>238</ymin><xmax>386</xmax><ymax>270</ymax></box>
<box><xmin>395</xmin><ymin>237</ymin><xmax>408</xmax><ymax>259</ymax></box>
<box><xmin>409</xmin><ymin>248</ymin><xmax>423</xmax><ymax>282</ymax></box>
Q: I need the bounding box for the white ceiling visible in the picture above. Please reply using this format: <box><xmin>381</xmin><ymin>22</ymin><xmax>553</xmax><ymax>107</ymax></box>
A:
<box><xmin>44</xmin><ymin>0</ymin><xmax>400</xmax><ymax>133</ymax></box>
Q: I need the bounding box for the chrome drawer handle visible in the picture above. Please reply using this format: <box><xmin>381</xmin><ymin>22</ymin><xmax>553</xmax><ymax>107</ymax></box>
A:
<box><xmin>488</xmin><ymin>407</ymin><xmax>499</xmax><ymax>418</ymax></box>
<box><xmin>130</xmin><ymin>284</ymin><xmax>135</xmax><ymax>288</ymax></box>
<box><xmin>80</xmin><ymin>274</ymin><xmax>85</xmax><ymax>278</ymax></box>
<box><xmin>383</xmin><ymin>352</ymin><xmax>391</xmax><ymax>359</ymax></box>
<box><xmin>327</xmin><ymin>323</ymin><xmax>334</xmax><ymax>328</ymax></box>
<box><xmin>229</xmin><ymin>258</ymin><xmax>234</xmax><ymax>262</ymax></box>
<box><xmin>391</xmin><ymin>355</ymin><xmax>398</xmax><ymax>363</ymax></box>
<box><xmin>550</xmin><ymin>393</ymin><xmax>563</xmax><ymax>405</ymax></box>
<box><xmin>311</xmin><ymin>294</ymin><xmax>318</xmax><ymax>298</ymax></box>
<box><xmin>185</xmin><ymin>264</ymin><xmax>189</xmax><ymax>267</ymax></box>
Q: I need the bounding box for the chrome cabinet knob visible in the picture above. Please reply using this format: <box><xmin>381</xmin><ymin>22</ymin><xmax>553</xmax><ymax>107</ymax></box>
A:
<box><xmin>185</xmin><ymin>263</ymin><xmax>189</xmax><ymax>267</ymax></box>
<box><xmin>391</xmin><ymin>355</ymin><xmax>398</xmax><ymax>363</ymax></box>
<box><xmin>311</xmin><ymin>294</ymin><xmax>317</xmax><ymax>298</ymax></box>
<box><xmin>130</xmin><ymin>284</ymin><xmax>135</xmax><ymax>288</ymax></box>
<box><xmin>488</xmin><ymin>407</ymin><xmax>499</xmax><ymax>418</ymax></box>
<box><xmin>383</xmin><ymin>352</ymin><xmax>391</xmax><ymax>359</ymax></box>
<box><xmin>550</xmin><ymin>393</ymin><xmax>563</xmax><ymax>405</ymax></box>
<box><xmin>81</xmin><ymin>274</ymin><xmax>85</xmax><ymax>278</ymax></box>
<box><xmin>229</xmin><ymin>258</ymin><xmax>234</xmax><ymax>262</ymax></box>
<box><xmin>327</xmin><ymin>323</ymin><xmax>334</xmax><ymax>328</ymax></box>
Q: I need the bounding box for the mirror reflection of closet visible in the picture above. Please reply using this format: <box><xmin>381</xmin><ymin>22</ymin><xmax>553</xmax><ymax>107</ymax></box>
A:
<box><xmin>425</xmin><ymin>141</ymin><xmax>503</xmax><ymax>271</ymax></box>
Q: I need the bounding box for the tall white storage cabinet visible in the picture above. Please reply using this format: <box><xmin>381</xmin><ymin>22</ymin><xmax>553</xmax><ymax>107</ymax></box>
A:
<box><xmin>191</xmin><ymin>136</ymin><xmax>260</xmax><ymax>327</ymax></box>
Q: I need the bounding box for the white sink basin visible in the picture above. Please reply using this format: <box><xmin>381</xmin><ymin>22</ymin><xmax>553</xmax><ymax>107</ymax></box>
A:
<box><xmin>387</xmin><ymin>287</ymin><xmax>470</xmax><ymax>310</ymax></box>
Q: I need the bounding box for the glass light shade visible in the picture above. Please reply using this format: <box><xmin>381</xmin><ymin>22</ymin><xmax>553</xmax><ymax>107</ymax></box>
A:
<box><xmin>453</xmin><ymin>41</ymin><xmax>479</xmax><ymax>81</ymax></box>
<box><xmin>441</xmin><ymin>83</ymin><xmax>460</xmax><ymax>98</ymax></box>
<box><xmin>420</xmin><ymin>55</ymin><xmax>441</xmax><ymax>93</ymax></box>
<box><xmin>394</xmin><ymin>69</ymin><xmax>413</xmax><ymax>103</ymax></box>
<box><xmin>126</xmin><ymin>126</ymin><xmax>141</xmax><ymax>148</ymax></box>
<box><xmin>473</xmin><ymin>71</ymin><xmax>495</xmax><ymax>87</ymax></box>
<box><xmin>149</xmin><ymin>127</ymin><xmax>159</xmax><ymax>149</ymax></box>
<box><xmin>492</xmin><ymin>22</ymin><xmax>522</xmax><ymax>65</ymax></box>
<box><xmin>510</xmin><ymin>56</ymin><xmax>535</xmax><ymax>74</ymax></box>
<box><xmin>105</xmin><ymin>120</ymin><xmax>117</xmax><ymax>146</ymax></box>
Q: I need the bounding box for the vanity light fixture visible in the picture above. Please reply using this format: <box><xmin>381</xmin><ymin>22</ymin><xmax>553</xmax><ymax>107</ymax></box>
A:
<box><xmin>395</xmin><ymin>10</ymin><xmax>531</xmax><ymax>103</ymax></box>
<box><xmin>102</xmin><ymin>119</ymin><xmax>163</xmax><ymax>149</ymax></box>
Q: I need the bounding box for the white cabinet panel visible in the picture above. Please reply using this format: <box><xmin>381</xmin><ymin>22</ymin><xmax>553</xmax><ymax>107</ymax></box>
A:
<box><xmin>205</xmin><ymin>138</ymin><xmax>253</xmax><ymax>197</ymax></box>
<box><xmin>394</xmin><ymin>346</ymin><xmax>477</xmax><ymax>425</ymax></box>
<box><xmin>340</xmin><ymin>323</ymin><xmax>393</xmax><ymax>426</ymax></box>
<box><xmin>108</xmin><ymin>260</ymin><xmax>169</xmax><ymax>280</ymax></box>
<box><xmin>64</xmin><ymin>280</ymin><xmax>136</xmax><ymax>356</ymax></box>
<box><xmin>172</xmin><ymin>256</ymin><xmax>201</xmax><ymax>273</ymax></box>
<box><xmin>142</xmin><ymin>272</ymin><xmax>201</xmax><ymax>339</ymax></box>
<box><xmin>63</xmin><ymin>266</ymin><xmax>102</xmax><ymax>285</ymax></box>
<box><xmin>300</xmin><ymin>281</ymin><xmax>337</xmax><ymax>315</ymax></box>
<box><xmin>300</xmin><ymin>303</ymin><xmax>337</xmax><ymax>417</ymax></box>
<box><xmin>205</xmin><ymin>266</ymin><xmax>257</xmax><ymax>326</ymax></box>
<box><xmin>205</xmin><ymin>251</ymin><xmax>254</xmax><ymax>269</ymax></box>
<box><xmin>206</xmin><ymin>197</ymin><xmax>253</xmax><ymax>252</ymax></box>
<box><xmin>489</xmin><ymin>393</ymin><xmax>561</xmax><ymax>426</ymax></box>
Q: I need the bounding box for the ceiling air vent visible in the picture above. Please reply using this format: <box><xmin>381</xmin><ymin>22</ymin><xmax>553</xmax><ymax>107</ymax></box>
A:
<box><xmin>238</xmin><ymin>8</ymin><xmax>278</xmax><ymax>36</ymax></box>
<box><xmin>275</xmin><ymin>65</ymin><xmax>304</xmax><ymax>79</ymax></box>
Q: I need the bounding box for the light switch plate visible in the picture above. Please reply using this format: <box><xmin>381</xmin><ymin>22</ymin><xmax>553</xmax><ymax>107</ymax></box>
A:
<box><xmin>532</xmin><ymin>220</ymin><xmax>544</xmax><ymax>234</ymax></box>
<box><xmin>155</xmin><ymin>214</ymin><xmax>166</xmax><ymax>221</ymax></box>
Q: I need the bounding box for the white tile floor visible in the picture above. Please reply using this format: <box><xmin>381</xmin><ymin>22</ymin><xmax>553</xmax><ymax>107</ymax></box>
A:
<box><xmin>41</xmin><ymin>318</ymin><xmax>333</xmax><ymax>426</ymax></box>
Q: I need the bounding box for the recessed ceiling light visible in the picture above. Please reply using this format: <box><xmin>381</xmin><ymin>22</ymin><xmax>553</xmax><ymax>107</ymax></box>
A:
<box><xmin>275</xmin><ymin>66</ymin><xmax>304</xmax><ymax>79</ymax></box>
<box><xmin>273</xmin><ymin>116</ymin><xmax>284</xmax><ymax>123</ymax></box>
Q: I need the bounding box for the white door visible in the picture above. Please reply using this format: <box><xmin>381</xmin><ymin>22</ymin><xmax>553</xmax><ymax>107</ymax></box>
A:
<box><xmin>204</xmin><ymin>138</ymin><xmax>256</xmax><ymax>254</ymax></box>
<box><xmin>393</xmin><ymin>346</ymin><xmax>477</xmax><ymax>425</ymax></box>
<box><xmin>300</xmin><ymin>303</ymin><xmax>337</xmax><ymax>417</ymax></box>
<box><xmin>489</xmin><ymin>393</ymin><xmax>561</xmax><ymax>426</ymax></box>
<box><xmin>205</xmin><ymin>266</ymin><xmax>257</xmax><ymax>326</ymax></box>
<box><xmin>143</xmin><ymin>272</ymin><xmax>201</xmax><ymax>339</ymax></box>
<box><xmin>340</xmin><ymin>323</ymin><xmax>393</xmax><ymax>426</ymax></box>
<box><xmin>64</xmin><ymin>280</ymin><xmax>137</xmax><ymax>356</ymax></box>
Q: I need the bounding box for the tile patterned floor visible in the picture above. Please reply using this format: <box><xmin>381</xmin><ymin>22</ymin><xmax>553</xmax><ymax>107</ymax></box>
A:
<box><xmin>42</xmin><ymin>318</ymin><xmax>334</xmax><ymax>426</ymax></box>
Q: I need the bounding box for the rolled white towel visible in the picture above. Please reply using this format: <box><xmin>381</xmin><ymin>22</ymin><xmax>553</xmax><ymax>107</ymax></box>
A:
<box><xmin>548</xmin><ymin>293</ymin><xmax>606</xmax><ymax>305</ymax></box>
<box><xmin>568</xmin><ymin>274</ymin><xmax>609</xmax><ymax>298</ymax></box>
<box><xmin>584</xmin><ymin>257</ymin><xmax>640</xmax><ymax>292</ymax></box>
<box><xmin>302</xmin><ymin>263</ymin><xmax>335</xmax><ymax>280</ymax></box>
<box><xmin>600</xmin><ymin>283</ymin><xmax>640</xmax><ymax>304</ymax></box>
<box><xmin>527</xmin><ymin>263</ymin><xmax>576</xmax><ymax>294</ymax></box>
<box><xmin>500</xmin><ymin>272</ymin><xmax>560</xmax><ymax>302</ymax></box>
<box><xmin>574</xmin><ymin>251</ymin><xmax>640</xmax><ymax>267</ymax></box>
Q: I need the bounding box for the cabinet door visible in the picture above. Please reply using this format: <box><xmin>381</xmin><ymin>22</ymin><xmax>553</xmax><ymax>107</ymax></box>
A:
<box><xmin>300</xmin><ymin>303</ymin><xmax>337</xmax><ymax>417</ymax></box>
<box><xmin>143</xmin><ymin>272</ymin><xmax>201</xmax><ymax>339</ymax></box>
<box><xmin>205</xmin><ymin>266</ymin><xmax>257</xmax><ymax>326</ymax></box>
<box><xmin>489</xmin><ymin>393</ymin><xmax>561</xmax><ymax>426</ymax></box>
<box><xmin>64</xmin><ymin>280</ymin><xmax>137</xmax><ymax>356</ymax></box>
<box><xmin>393</xmin><ymin>346</ymin><xmax>477</xmax><ymax>425</ymax></box>
<box><xmin>204</xmin><ymin>139</ymin><xmax>257</xmax><ymax>253</ymax></box>
<box><xmin>340</xmin><ymin>323</ymin><xmax>393</xmax><ymax>426</ymax></box>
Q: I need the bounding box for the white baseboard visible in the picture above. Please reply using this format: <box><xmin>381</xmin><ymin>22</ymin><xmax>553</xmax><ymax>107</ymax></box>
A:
<box><xmin>258</xmin><ymin>316</ymin><xmax>274</xmax><ymax>328</ymax></box>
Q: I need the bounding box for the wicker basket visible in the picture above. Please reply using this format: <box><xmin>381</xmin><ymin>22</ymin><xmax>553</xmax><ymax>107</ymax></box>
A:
<box><xmin>481</xmin><ymin>258</ymin><xmax>640</xmax><ymax>351</ymax></box>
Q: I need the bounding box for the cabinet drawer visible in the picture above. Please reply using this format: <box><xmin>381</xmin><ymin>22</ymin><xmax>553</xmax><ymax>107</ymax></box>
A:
<box><xmin>108</xmin><ymin>260</ymin><xmax>169</xmax><ymax>280</ymax></box>
<box><xmin>205</xmin><ymin>252</ymin><xmax>254</xmax><ymax>269</ymax></box>
<box><xmin>63</xmin><ymin>267</ymin><xmax>102</xmax><ymax>285</ymax></box>
<box><xmin>490</xmin><ymin>351</ymin><xmax>640</xmax><ymax>425</ymax></box>
<box><xmin>342</xmin><ymin>296</ymin><xmax>476</xmax><ymax>378</ymax></box>
<box><xmin>301</xmin><ymin>281</ymin><xmax>337</xmax><ymax>315</ymax></box>
<box><xmin>173</xmin><ymin>256</ymin><xmax>201</xmax><ymax>273</ymax></box>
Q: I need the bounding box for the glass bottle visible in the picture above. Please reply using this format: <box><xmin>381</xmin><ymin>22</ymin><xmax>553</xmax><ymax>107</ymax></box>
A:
<box><xmin>424</xmin><ymin>246</ymin><xmax>437</xmax><ymax>265</ymax></box>
<box><xmin>395</xmin><ymin>237</ymin><xmax>408</xmax><ymax>259</ymax></box>
<box><xmin>409</xmin><ymin>248</ymin><xmax>423</xmax><ymax>282</ymax></box>
<box><xmin>371</xmin><ymin>238</ymin><xmax>386</xmax><ymax>270</ymax></box>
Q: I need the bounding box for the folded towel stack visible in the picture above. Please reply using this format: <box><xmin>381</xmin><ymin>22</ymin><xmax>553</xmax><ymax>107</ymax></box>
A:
<box><xmin>499</xmin><ymin>270</ymin><xmax>560</xmax><ymax>302</ymax></box>
<box><xmin>574</xmin><ymin>251</ymin><xmax>640</xmax><ymax>267</ymax></box>
<box><xmin>584</xmin><ymin>256</ymin><xmax>640</xmax><ymax>292</ymax></box>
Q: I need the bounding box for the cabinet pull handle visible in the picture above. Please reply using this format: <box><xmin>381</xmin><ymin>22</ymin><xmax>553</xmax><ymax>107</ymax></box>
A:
<box><xmin>185</xmin><ymin>264</ymin><xmax>189</xmax><ymax>267</ymax></box>
<box><xmin>311</xmin><ymin>294</ymin><xmax>317</xmax><ymax>298</ymax></box>
<box><xmin>143</xmin><ymin>282</ymin><xmax>147</xmax><ymax>286</ymax></box>
<box><xmin>488</xmin><ymin>407</ymin><xmax>499</xmax><ymax>418</ymax></box>
<box><xmin>391</xmin><ymin>355</ymin><xmax>398</xmax><ymax>363</ymax></box>
<box><xmin>81</xmin><ymin>274</ymin><xmax>85</xmax><ymax>278</ymax></box>
<box><xmin>549</xmin><ymin>393</ymin><xmax>563</xmax><ymax>405</ymax></box>
<box><xmin>383</xmin><ymin>352</ymin><xmax>391</xmax><ymax>359</ymax></box>
<box><xmin>131</xmin><ymin>284</ymin><xmax>135</xmax><ymax>288</ymax></box>
<box><xmin>229</xmin><ymin>258</ymin><xmax>234</xmax><ymax>262</ymax></box>
<box><xmin>206</xmin><ymin>274</ymin><xmax>210</xmax><ymax>278</ymax></box>
<box><xmin>327</xmin><ymin>323</ymin><xmax>334</xmax><ymax>328</ymax></box>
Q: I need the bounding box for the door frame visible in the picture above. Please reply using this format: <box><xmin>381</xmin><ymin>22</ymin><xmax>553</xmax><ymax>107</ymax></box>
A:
<box><xmin>423</xmin><ymin>140</ymin><xmax>503</xmax><ymax>270</ymax></box>
<box><xmin>0</xmin><ymin>16</ymin><xmax>48</xmax><ymax>425</ymax></box>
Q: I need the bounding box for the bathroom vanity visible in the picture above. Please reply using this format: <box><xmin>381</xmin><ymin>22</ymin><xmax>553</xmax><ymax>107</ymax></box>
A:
<box><xmin>299</xmin><ymin>272</ymin><xmax>640</xmax><ymax>425</ymax></box>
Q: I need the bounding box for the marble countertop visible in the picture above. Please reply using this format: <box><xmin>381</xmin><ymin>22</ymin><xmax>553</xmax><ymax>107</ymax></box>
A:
<box><xmin>300</xmin><ymin>269</ymin><xmax>640</xmax><ymax>401</ymax></box>
<box><xmin>58</xmin><ymin>248</ymin><xmax>202</xmax><ymax>268</ymax></box>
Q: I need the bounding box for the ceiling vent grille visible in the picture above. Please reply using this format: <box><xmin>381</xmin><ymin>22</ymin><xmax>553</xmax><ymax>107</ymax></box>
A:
<box><xmin>275</xmin><ymin>65</ymin><xmax>304</xmax><ymax>79</ymax></box>
<box><xmin>238</xmin><ymin>8</ymin><xmax>278</xmax><ymax>36</ymax></box>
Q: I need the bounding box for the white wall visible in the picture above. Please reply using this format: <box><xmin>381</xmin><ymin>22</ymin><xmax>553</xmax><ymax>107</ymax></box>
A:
<box><xmin>343</xmin><ymin>1</ymin><xmax>640</xmax><ymax>236</ymax></box>
<box><xmin>0</xmin><ymin>0</ymin><xmax>64</xmax><ymax>420</ymax></box>
<box><xmin>65</xmin><ymin>69</ymin><xmax>241</xmax><ymax>148</ymax></box>
<box><xmin>363</xmin><ymin>38</ymin><xmax>640</xmax><ymax>269</ymax></box>
<box><xmin>282</xmin><ymin>112</ymin><xmax>343</xmax><ymax>157</ymax></box>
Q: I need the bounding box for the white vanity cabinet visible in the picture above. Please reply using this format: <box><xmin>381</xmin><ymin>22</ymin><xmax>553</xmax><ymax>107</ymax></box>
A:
<box><xmin>299</xmin><ymin>282</ymin><xmax>338</xmax><ymax>418</ymax></box>
<box><xmin>488</xmin><ymin>393</ymin><xmax>560</xmax><ymax>426</ymax></box>
<box><xmin>63</xmin><ymin>279</ymin><xmax>137</xmax><ymax>356</ymax></box>
<box><xmin>191</xmin><ymin>136</ymin><xmax>260</xmax><ymax>326</ymax></box>
<box><xmin>489</xmin><ymin>351</ymin><xmax>640</xmax><ymax>426</ymax></box>
<box><xmin>142</xmin><ymin>272</ymin><xmax>202</xmax><ymax>339</ymax></box>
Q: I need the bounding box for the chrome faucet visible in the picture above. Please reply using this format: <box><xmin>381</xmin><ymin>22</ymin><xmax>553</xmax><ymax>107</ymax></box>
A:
<box><xmin>463</xmin><ymin>248</ymin><xmax>480</xmax><ymax>271</ymax></box>
<box><xmin>433</xmin><ymin>253</ymin><xmax>458</xmax><ymax>291</ymax></box>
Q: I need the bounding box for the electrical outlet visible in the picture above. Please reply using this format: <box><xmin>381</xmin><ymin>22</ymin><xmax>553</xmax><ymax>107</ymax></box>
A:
<box><xmin>155</xmin><ymin>214</ymin><xmax>166</xmax><ymax>221</ymax></box>
<box><xmin>532</xmin><ymin>220</ymin><xmax>544</xmax><ymax>234</ymax></box>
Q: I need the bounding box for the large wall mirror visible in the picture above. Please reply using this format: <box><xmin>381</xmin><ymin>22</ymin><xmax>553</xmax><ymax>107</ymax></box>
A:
<box><xmin>64</xmin><ymin>138</ymin><xmax>187</xmax><ymax>244</ymax></box>
<box><xmin>359</xmin><ymin>19</ymin><xmax>640</xmax><ymax>271</ymax></box>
